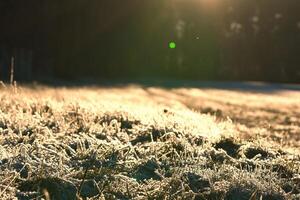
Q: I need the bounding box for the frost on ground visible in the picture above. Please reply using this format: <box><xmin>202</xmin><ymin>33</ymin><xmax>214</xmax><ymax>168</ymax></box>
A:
<box><xmin>0</xmin><ymin>84</ymin><xmax>299</xmax><ymax>200</ymax></box>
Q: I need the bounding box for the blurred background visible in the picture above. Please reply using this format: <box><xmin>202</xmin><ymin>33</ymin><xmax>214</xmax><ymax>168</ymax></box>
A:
<box><xmin>0</xmin><ymin>0</ymin><xmax>299</xmax><ymax>83</ymax></box>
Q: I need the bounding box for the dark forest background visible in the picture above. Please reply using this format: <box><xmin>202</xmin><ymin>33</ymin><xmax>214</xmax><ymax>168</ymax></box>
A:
<box><xmin>0</xmin><ymin>0</ymin><xmax>299</xmax><ymax>83</ymax></box>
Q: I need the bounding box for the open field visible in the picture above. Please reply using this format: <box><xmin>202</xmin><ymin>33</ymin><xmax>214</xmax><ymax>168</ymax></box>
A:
<box><xmin>0</xmin><ymin>82</ymin><xmax>299</xmax><ymax>199</ymax></box>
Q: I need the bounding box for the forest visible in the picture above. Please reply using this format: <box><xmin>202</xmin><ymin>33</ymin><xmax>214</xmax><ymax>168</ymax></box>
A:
<box><xmin>0</xmin><ymin>0</ymin><xmax>299</xmax><ymax>82</ymax></box>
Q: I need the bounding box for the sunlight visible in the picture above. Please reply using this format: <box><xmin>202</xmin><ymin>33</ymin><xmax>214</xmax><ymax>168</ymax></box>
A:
<box><xmin>173</xmin><ymin>0</ymin><xmax>220</xmax><ymax>9</ymax></box>
<box><xmin>199</xmin><ymin>0</ymin><xmax>220</xmax><ymax>9</ymax></box>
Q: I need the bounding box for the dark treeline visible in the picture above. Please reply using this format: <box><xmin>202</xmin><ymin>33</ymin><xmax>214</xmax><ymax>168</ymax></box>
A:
<box><xmin>0</xmin><ymin>0</ymin><xmax>299</xmax><ymax>82</ymax></box>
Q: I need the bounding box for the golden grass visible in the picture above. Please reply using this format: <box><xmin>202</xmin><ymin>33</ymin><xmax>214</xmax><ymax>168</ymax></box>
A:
<box><xmin>0</xmin><ymin>84</ymin><xmax>299</xmax><ymax>199</ymax></box>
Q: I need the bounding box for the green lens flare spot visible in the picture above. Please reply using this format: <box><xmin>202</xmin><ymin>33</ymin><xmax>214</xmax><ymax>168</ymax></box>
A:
<box><xmin>169</xmin><ymin>42</ymin><xmax>176</xmax><ymax>49</ymax></box>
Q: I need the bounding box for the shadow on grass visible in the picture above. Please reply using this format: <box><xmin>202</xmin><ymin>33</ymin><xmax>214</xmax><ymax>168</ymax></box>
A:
<box><xmin>20</xmin><ymin>78</ymin><xmax>300</xmax><ymax>93</ymax></box>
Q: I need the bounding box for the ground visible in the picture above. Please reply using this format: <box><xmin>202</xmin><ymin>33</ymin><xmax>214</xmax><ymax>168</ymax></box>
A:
<box><xmin>0</xmin><ymin>82</ymin><xmax>299</xmax><ymax>200</ymax></box>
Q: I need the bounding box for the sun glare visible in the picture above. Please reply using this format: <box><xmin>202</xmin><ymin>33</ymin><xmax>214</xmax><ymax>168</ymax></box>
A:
<box><xmin>199</xmin><ymin>0</ymin><xmax>219</xmax><ymax>9</ymax></box>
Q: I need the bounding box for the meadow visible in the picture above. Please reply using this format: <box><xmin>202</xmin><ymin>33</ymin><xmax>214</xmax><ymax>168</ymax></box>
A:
<box><xmin>0</xmin><ymin>83</ymin><xmax>299</xmax><ymax>199</ymax></box>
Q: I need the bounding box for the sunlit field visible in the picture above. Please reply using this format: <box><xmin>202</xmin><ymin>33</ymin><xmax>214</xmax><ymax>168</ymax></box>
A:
<box><xmin>0</xmin><ymin>83</ymin><xmax>299</xmax><ymax>199</ymax></box>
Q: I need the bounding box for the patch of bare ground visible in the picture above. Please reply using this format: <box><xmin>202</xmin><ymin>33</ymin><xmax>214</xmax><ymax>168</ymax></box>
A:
<box><xmin>0</xmin><ymin>84</ymin><xmax>299</xmax><ymax>199</ymax></box>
